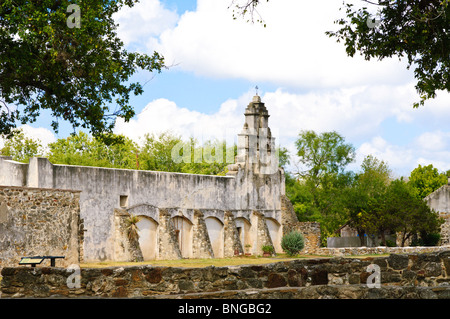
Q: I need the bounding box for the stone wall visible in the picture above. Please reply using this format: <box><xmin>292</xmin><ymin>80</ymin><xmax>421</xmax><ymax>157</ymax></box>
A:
<box><xmin>223</xmin><ymin>211</ymin><xmax>244</xmax><ymax>257</ymax></box>
<box><xmin>424</xmin><ymin>184</ymin><xmax>450</xmax><ymax>245</ymax></box>
<box><xmin>0</xmin><ymin>154</ymin><xmax>285</xmax><ymax>262</ymax></box>
<box><xmin>317</xmin><ymin>245</ymin><xmax>450</xmax><ymax>256</ymax></box>
<box><xmin>0</xmin><ymin>186</ymin><xmax>82</xmax><ymax>269</ymax></box>
<box><xmin>3</xmin><ymin>250</ymin><xmax>450</xmax><ymax>298</ymax></box>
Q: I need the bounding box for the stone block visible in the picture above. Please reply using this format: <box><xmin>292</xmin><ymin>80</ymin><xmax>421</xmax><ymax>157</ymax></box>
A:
<box><xmin>388</xmin><ymin>254</ymin><xmax>409</xmax><ymax>270</ymax></box>
<box><xmin>266</xmin><ymin>273</ymin><xmax>287</xmax><ymax>288</ymax></box>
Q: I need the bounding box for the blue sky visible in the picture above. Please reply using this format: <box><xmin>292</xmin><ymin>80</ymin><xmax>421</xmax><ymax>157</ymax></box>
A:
<box><xmin>13</xmin><ymin>0</ymin><xmax>450</xmax><ymax>177</ymax></box>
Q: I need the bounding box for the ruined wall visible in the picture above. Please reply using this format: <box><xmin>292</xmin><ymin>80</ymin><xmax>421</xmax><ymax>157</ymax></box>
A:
<box><xmin>280</xmin><ymin>194</ymin><xmax>321</xmax><ymax>254</ymax></box>
<box><xmin>3</xmin><ymin>250</ymin><xmax>450</xmax><ymax>298</ymax></box>
<box><xmin>223</xmin><ymin>211</ymin><xmax>244</xmax><ymax>257</ymax></box>
<box><xmin>0</xmin><ymin>186</ymin><xmax>81</xmax><ymax>269</ymax></box>
<box><xmin>0</xmin><ymin>156</ymin><xmax>284</xmax><ymax>262</ymax></box>
<box><xmin>425</xmin><ymin>184</ymin><xmax>450</xmax><ymax>245</ymax></box>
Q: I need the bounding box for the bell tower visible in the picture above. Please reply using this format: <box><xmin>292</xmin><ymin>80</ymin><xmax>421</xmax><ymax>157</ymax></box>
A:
<box><xmin>229</xmin><ymin>94</ymin><xmax>278</xmax><ymax>175</ymax></box>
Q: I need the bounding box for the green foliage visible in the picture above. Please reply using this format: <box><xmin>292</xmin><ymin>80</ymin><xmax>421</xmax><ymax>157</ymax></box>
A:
<box><xmin>47</xmin><ymin>131</ymin><xmax>139</xmax><ymax>169</ymax></box>
<box><xmin>286</xmin><ymin>129</ymin><xmax>444</xmax><ymax>248</ymax></box>
<box><xmin>277</xmin><ymin>146</ymin><xmax>290</xmax><ymax>169</ymax></box>
<box><xmin>261</xmin><ymin>245</ymin><xmax>274</xmax><ymax>253</ymax></box>
<box><xmin>45</xmin><ymin>131</ymin><xmax>235</xmax><ymax>176</ymax></box>
<box><xmin>326</xmin><ymin>0</ymin><xmax>450</xmax><ymax>108</ymax></box>
<box><xmin>412</xmin><ymin>232</ymin><xmax>441</xmax><ymax>247</ymax></box>
<box><xmin>0</xmin><ymin>0</ymin><xmax>165</xmax><ymax>138</ymax></box>
<box><xmin>344</xmin><ymin>155</ymin><xmax>392</xmax><ymax>242</ymax></box>
<box><xmin>295</xmin><ymin>130</ymin><xmax>355</xmax><ymax>186</ymax></box>
<box><xmin>288</xmin><ymin>130</ymin><xmax>356</xmax><ymax>241</ymax></box>
<box><xmin>281</xmin><ymin>231</ymin><xmax>305</xmax><ymax>256</ymax></box>
<box><xmin>0</xmin><ymin>129</ymin><xmax>44</xmax><ymax>162</ymax></box>
<box><xmin>408</xmin><ymin>164</ymin><xmax>448</xmax><ymax>199</ymax></box>
<box><xmin>139</xmin><ymin>132</ymin><xmax>235</xmax><ymax>175</ymax></box>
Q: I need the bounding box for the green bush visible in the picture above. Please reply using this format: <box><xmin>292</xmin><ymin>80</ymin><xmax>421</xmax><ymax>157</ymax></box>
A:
<box><xmin>281</xmin><ymin>231</ymin><xmax>305</xmax><ymax>256</ymax></box>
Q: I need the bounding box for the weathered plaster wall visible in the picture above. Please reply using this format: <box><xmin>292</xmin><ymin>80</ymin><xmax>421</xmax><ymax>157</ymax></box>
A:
<box><xmin>425</xmin><ymin>185</ymin><xmax>450</xmax><ymax>245</ymax></box>
<box><xmin>0</xmin><ymin>156</ymin><xmax>284</xmax><ymax>262</ymax></box>
<box><xmin>0</xmin><ymin>186</ymin><xmax>81</xmax><ymax>269</ymax></box>
<box><xmin>0</xmin><ymin>95</ymin><xmax>309</xmax><ymax>263</ymax></box>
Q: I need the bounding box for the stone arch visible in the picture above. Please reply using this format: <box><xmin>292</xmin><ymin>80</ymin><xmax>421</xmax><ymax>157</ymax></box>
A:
<box><xmin>235</xmin><ymin>217</ymin><xmax>252</xmax><ymax>253</ymax></box>
<box><xmin>172</xmin><ymin>216</ymin><xmax>193</xmax><ymax>258</ymax></box>
<box><xmin>265</xmin><ymin>218</ymin><xmax>282</xmax><ymax>252</ymax></box>
<box><xmin>205</xmin><ymin>216</ymin><xmax>224</xmax><ymax>258</ymax></box>
<box><xmin>136</xmin><ymin>216</ymin><xmax>158</xmax><ymax>260</ymax></box>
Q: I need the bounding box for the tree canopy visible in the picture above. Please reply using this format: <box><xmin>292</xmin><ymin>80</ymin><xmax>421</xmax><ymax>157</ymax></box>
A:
<box><xmin>408</xmin><ymin>164</ymin><xmax>448</xmax><ymax>199</ymax></box>
<box><xmin>0</xmin><ymin>0</ymin><xmax>164</xmax><ymax>139</ymax></box>
<box><xmin>326</xmin><ymin>0</ymin><xmax>450</xmax><ymax>107</ymax></box>
<box><xmin>294</xmin><ymin>130</ymin><xmax>355</xmax><ymax>186</ymax></box>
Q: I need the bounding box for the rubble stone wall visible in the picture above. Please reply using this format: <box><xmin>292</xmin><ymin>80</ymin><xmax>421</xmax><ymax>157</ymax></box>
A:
<box><xmin>3</xmin><ymin>250</ymin><xmax>450</xmax><ymax>298</ymax></box>
<box><xmin>0</xmin><ymin>186</ymin><xmax>81</xmax><ymax>269</ymax></box>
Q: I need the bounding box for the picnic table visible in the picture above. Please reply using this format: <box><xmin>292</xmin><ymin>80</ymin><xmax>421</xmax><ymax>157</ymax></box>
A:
<box><xmin>19</xmin><ymin>256</ymin><xmax>65</xmax><ymax>267</ymax></box>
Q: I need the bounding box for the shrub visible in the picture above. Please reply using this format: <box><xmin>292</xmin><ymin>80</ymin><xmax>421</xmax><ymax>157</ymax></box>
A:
<box><xmin>262</xmin><ymin>245</ymin><xmax>274</xmax><ymax>254</ymax></box>
<box><xmin>281</xmin><ymin>231</ymin><xmax>305</xmax><ymax>256</ymax></box>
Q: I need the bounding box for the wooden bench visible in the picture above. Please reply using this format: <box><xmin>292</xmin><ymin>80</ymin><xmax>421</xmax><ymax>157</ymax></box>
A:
<box><xmin>19</xmin><ymin>256</ymin><xmax>65</xmax><ymax>267</ymax></box>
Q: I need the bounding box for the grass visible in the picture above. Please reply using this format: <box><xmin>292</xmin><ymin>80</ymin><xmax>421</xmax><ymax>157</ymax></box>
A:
<box><xmin>80</xmin><ymin>254</ymin><xmax>330</xmax><ymax>269</ymax></box>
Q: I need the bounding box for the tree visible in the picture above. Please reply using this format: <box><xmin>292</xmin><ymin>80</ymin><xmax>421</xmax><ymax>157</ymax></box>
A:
<box><xmin>229</xmin><ymin>0</ymin><xmax>269</xmax><ymax>25</ymax></box>
<box><xmin>0</xmin><ymin>128</ymin><xmax>44</xmax><ymax>162</ymax></box>
<box><xmin>288</xmin><ymin>130</ymin><xmax>355</xmax><ymax>244</ymax></box>
<box><xmin>139</xmin><ymin>132</ymin><xmax>186</xmax><ymax>173</ymax></box>
<box><xmin>326</xmin><ymin>0</ymin><xmax>450</xmax><ymax>108</ymax></box>
<box><xmin>294</xmin><ymin>130</ymin><xmax>355</xmax><ymax>187</ymax></box>
<box><xmin>47</xmin><ymin>131</ymin><xmax>139</xmax><ymax>169</ymax></box>
<box><xmin>383</xmin><ymin>179</ymin><xmax>443</xmax><ymax>247</ymax></box>
<box><xmin>345</xmin><ymin>155</ymin><xmax>391</xmax><ymax>244</ymax></box>
<box><xmin>139</xmin><ymin>132</ymin><xmax>235</xmax><ymax>175</ymax></box>
<box><xmin>0</xmin><ymin>1</ymin><xmax>165</xmax><ymax>139</ymax></box>
<box><xmin>408</xmin><ymin>164</ymin><xmax>447</xmax><ymax>199</ymax></box>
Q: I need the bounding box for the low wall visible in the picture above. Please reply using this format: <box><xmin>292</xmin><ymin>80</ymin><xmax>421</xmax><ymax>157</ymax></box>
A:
<box><xmin>317</xmin><ymin>245</ymin><xmax>450</xmax><ymax>256</ymax></box>
<box><xmin>2</xmin><ymin>250</ymin><xmax>450</xmax><ymax>298</ymax></box>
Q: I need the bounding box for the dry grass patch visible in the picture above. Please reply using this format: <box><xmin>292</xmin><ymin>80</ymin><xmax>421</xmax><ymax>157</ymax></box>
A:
<box><xmin>80</xmin><ymin>254</ymin><xmax>329</xmax><ymax>269</ymax></box>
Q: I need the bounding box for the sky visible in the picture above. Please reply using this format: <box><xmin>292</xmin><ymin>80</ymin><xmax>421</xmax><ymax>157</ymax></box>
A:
<box><xmin>11</xmin><ymin>0</ymin><xmax>450</xmax><ymax>177</ymax></box>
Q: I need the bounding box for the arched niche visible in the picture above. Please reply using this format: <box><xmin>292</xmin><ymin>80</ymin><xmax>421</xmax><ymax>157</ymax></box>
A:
<box><xmin>235</xmin><ymin>217</ymin><xmax>252</xmax><ymax>253</ymax></box>
<box><xmin>205</xmin><ymin>217</ymin><xmax>224</xmax><ymax>258</ymax></box>
<box><xmin>172</xmin><ymin>216</ymin><xmax>193</xmax><ymax>258</ymax></box>
<box><xmin>136</xmin><ymin>216</ymin><xmax>158</xmax><ymax>260</ymax></box>
<box><xmin>265</xmin><ymin>218</ymin><xmax>282</xmax><ymax>253</ymax></box>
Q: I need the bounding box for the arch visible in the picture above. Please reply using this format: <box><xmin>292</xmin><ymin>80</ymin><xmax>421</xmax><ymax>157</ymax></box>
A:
<box><xmin>136</xmin><ymin>216</ymin><xmax>158</xmax><ymax>260</ymax></box>
<box><xmin>172</xmin><ymin>216</ymin><xmax>193</xmax><ymax>258</ymax></box>
<box><xmin>205</xmin><ymin>217</ymin><xmax>224</xmax><ymax>258</ymax></box>
<box><xmin>265</xmin><ymin>218</ymin><xmax>282</xmax><ymax>253</ymax></box>
<box><xmin>235</xmin><ymin>217</ymin><xmax>252</xmax><ymax>253</ymax></box>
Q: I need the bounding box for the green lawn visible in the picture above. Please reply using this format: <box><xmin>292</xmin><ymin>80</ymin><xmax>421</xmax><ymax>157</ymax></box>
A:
<box><xmin>80</xmin><ymin>254</ymin><xmax>331</xmax><ymax>268</ymax></box>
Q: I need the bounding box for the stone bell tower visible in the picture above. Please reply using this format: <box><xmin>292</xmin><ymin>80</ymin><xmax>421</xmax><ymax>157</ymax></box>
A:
<box><xmin>227</xmin><ymin>94</ymin><xmax>283</xmax><ymax>210</ymax></box>
<box><xmin>228</xmin><ymin>94</ymin><xmax>278</xmax><ymax>176</ymax></box>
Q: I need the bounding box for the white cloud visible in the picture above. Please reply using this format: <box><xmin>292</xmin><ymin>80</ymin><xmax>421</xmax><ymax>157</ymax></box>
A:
<box><xmin>0</xmin><ymin>124</ymin><xmax>56</xmax><ymax>153</ymax></box>
<box><xmin>155</xmin><ymin>0</ymin><xmax>414</xmax><ymax>89</ymax></box>
<box><xmin>355</xmin><ymin>133</ymin><xmax>450</xmax><ymax>177</ymax></box>
<box><xmin>19</xmin><ymin>125</ymin><xmax>56</xmax><ymax>146</ymax></box>
<box><xmin>114</xmin><ymin>97</ymin><xmax>243</xmax><ymax>145</ymax></box>
<box><xmin>113</xmin><ymin>0</ymin><xmax>179</xmax><ymax>52</ymax></box>
<box><xmin>110</xmin><ymin>0</ymin><xmax>450</xmax><ymax>177</ymax></box>
<box><xmin>114</xmin><ymin>81</ymin><xmax>450</xmax><ymax>176</ymax></box>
